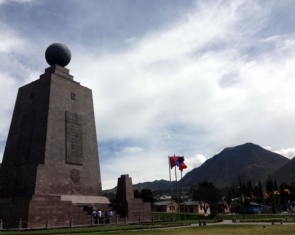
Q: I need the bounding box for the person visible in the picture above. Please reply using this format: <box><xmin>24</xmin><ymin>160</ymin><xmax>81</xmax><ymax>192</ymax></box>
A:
<box><xmin>92</xmin><ymin>209</ymin><xmax>97</xmax><ymax>223</ymax></box>
<box><xmin>97</xmin><ymin>209</ymin><xmax>102</xmax><ymax>223</ymax></box>
<box><xmin>105</xmin><ymin>211</ymin><xmax>109</xmax><ymax>224</ymax></box>
<box><xmin>107</xmin><ymin>210</ymin><xmax>113</xmax><ymax>224</ymax></box>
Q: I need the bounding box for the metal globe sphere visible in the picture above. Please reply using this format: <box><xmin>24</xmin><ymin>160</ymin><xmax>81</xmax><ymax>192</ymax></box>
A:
<box><xmin>45</xmin><ymin>43</ymin><xmax>71</xmax><ymax>67</ymax></box>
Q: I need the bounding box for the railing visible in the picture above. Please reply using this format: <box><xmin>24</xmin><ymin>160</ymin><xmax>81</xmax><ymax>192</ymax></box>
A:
<box><xmin>0</xmin><ymin>215</ymin><xmax>153</xmax><ymax>230</ymax></box>
<box><xmin>151</xmin><ymin>214</ymin><xmax>177</xmax><ymax>222</ymax></box>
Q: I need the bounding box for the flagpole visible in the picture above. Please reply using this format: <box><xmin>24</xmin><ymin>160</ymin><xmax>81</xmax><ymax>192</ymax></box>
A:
<box><xmin>168</xmin><ymin>156</ymin><xmax>174</xmax><ymax>216</ymax></box>
<box><xmin>174</xmin><ymin>165</ymin><xmax>180</xmax><ymax>220</ymax></box>
<box><xmin>181</xmin><ymin>169</ymin><xmax>186</xmax><ymax>220</ymax></box>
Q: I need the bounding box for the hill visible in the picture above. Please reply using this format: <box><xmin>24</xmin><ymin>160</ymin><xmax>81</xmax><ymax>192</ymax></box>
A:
<box><xmin>103</xmin><ymin>179</ymin><xmax>173</xmax><ymax>195</ymax></box>
<box><xmin>268</xmin><ymin>156</ymin><xmax>295</xmax><ymax>184</ymax></box>
<box><xmin>183</xmin><ymin>143</ymin><xmax>290</xmax><ymax>187</ymax></box>
<box><xmin>182</xmin><ymin>143</ymin><xmax>289</xmax><ymax>187</ymax></box>
<box><xmin>103</xmin><ymin>143</ymin><xmax>293</xmax><ymax>194</ymax></box>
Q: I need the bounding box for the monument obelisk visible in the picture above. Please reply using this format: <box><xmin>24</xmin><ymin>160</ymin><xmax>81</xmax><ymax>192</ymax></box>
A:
<box><xmin>0</xmin><ymin>43</ymin><xmax>110</xmax><ymax>228</ymax></box>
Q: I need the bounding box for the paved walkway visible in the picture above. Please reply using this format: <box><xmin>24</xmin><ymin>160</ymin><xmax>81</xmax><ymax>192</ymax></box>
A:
<box><xmin>193</xmin><ymin>219</ymin><xmax>295</xmax><ymax>226</ymax></box>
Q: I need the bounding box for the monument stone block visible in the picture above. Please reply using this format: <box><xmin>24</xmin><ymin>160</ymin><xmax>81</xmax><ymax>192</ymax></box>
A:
<box><xmin>112</xmin><ymin>175</ymin><xmax>152</xmax><ymax>222</ymax></box>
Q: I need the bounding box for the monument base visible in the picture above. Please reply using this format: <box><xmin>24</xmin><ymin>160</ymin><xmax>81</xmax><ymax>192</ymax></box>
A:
<box><xmin>0</xmin><ymin>194</ymin><xmax>110</xmax><ymax>228</ymax></box>
<box><xmin>112</xmin><ymin>198</ymin><xmax>152</xmax><ymax>223</ymax></box>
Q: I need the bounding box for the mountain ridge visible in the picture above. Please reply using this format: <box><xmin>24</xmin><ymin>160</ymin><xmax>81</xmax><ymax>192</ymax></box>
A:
<box><xmin>103</xmin><ymin>143</ymin><xmax>293</xmax><ymax>192</ymax></box>
<box><xmin>181</xmin><ymin>143</ymin><xmax>289</xmax><ymax>188</ymax></box>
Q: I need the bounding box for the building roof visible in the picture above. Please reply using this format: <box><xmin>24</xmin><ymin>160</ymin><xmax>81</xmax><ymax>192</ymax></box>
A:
<box><xmin>154</xmin><ymin>201</ymin><xmax>175</xmax><ymax>206</ymax></box>
<box><xmin>250</xmin><ymin>202</ymin><xmax>262</xmax><ymax>206</ymax></box>
<box><xmin>181</xmin><ymin>201</ymin><xmax>200</xmax><ymax>206</ymax></box>
<box><xmin>158</xmin><ymin>195</ymin><xmax>172</xmax><ymax>200</ymax></box>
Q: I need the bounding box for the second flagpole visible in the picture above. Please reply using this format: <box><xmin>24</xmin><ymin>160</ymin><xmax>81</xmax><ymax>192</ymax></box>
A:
<box><xmin>168</xmin><ymin>156</ymin><xmax>174</xmax><ymax>217</ymax></box>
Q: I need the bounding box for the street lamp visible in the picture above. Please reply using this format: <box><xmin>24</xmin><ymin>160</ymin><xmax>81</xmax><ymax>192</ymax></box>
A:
<box><xmin>238</xmin><ymin>186</ymin><xmax>246</xmax><ymax>219</ymax></box>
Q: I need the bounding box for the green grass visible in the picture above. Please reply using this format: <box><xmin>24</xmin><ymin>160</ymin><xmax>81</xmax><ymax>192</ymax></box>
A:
<box><xmin>217</xmin><ymin>213</ymin><xmax>294</xmax><ymax>219</ymax></box>
<box><xmin>1</xmin><ymin>213</ymin><xmax>295</xmax><ymax>235</ymax></box>
<box><xmin>101</xmin><ymin>226</ymin><xmax>295</xmax><ymax>235</ymax></box>
<box><xmin>0</xmin><ymin>223</ymin><xmax>188</xmax><ymax>235</ymax></box>
<box><xmin>0</xmin><ymin>224</ymin><xmax>294</xmax><ymax>235</ymax></box>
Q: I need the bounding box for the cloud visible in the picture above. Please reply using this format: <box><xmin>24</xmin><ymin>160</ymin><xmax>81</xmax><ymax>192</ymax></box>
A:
<box><xmin>0</xmin><ymin>25</ymin><xmax>39</xmax><ymax>146</ymax></box>
<box><xmin>186</xmin><ymin>154</ymin><xmax>207</xmax><ymax>169</ymax></box>
<box><xmin>274</xmin><ymin>148</ymin><xmax>295</xmax><ymax>159</ymax></box>
<box><xmin>218</xmin><ymin>72</ymin><xmax>241</xmax><ymax>88</ymax></box>
<box><xmin>0</xmin><ymin>0</ymin><xmax>34</xmax><ymax>4</ymax></box>
<box><xmin>116</xmin><ymin>147</ymin><xmax>143</xmax><ymax>154</ymax></box>
<box><xmin>0</xmin><ymin>24</ymin><xmax>24</xmax><ymax>53</ymax></box>
<box><xmin>1</xmin><ymin>0</ymin><xmax>295</xmax><ymax>190</ymax></box>
<box><xmin>55</xmin><ymin>1</ymin><xmax>295</xmax><ymax>188</ymax></box>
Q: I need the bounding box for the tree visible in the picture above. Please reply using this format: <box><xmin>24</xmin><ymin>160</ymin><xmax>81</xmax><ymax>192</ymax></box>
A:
<box><xmin>103</xmin><ymin>192</ymin><xmax>116</xmax><ymax>200</ymax></box>
<box><xmin>246</xmin><ymin>180</ymin><xmax>253</xmax><ymax>198</ymax></box>
<box><xmin>256</xmin><ymin>181</ymin><xmax>263</xmax><ymax>203</ymax></box>
<box><xmin>172</xmin><ymin>194</ymin><xmax>184</xmax><ymax>204</ymax></box>
<box><xmin>266</xmin><ymin>175</ymin><xmax>278</xmax><ymax>192</ymax></box>
<box><xmin>190</xmin><ymin>181</ymin><xmax>222</xmax><ymax>214</ymax></box>
<box><xmin>134</xmin><ymin>188</ymin><xmax>154</xmax><ymax>203</ymax></box>
<box><xmin>279</xmin><ymin>182</ymin><xmax>291</xmax><ymax>211</ymax></box>
<box><xmin>140</xmin><ymin>188</ymin><xmax>154</xmax><ymax>204</ymax></box>
<box><xmin>265</xmin><ymin>176</ymin><xmax>281</xmax><ymax>213</ymax></box>
<box><xmin>134</xmin><ymin>189</ymin><xmax>140</xmax><ymax>198</ymax></box>
<box><xmin>221</xmin><ymin>184</ymin><xmax>241</xmax><ymax>213</ymax></box>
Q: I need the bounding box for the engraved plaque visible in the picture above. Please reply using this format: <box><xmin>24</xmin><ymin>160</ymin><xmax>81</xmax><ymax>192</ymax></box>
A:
<box><xmin>66</xmin><ymin>111</ymin><xmax>83</xmax><ymax>165</ymax></box>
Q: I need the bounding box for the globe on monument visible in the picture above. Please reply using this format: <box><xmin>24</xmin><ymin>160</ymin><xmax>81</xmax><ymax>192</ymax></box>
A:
<box><xmin>45</xmin><ymin>43</ymin><xmax>71</xmax><ymax>67</ymax></box>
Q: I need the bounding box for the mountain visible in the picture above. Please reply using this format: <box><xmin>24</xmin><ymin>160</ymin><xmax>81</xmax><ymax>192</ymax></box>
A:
<box><xmin>133</xmin><ymin>180</ymin><xmax>172</xmax><ymax>191</ymax></box>
<box><xmin>103</xmin><ymin>179</ymin><xmax>172</xmax><ymax>195</ymax></box>
<box><xmin>103</xmin><ymin>143</ymin><xmax>293</xmax><ymax>193</ymax></box>
<box><xmin>268</xmin><ymin>156</ymin><xmax>295</xmax><ymax>184</ymax></box>
<box><xmin>182</xmin><ymin>143</ymin><xmax>289</xmax><ymax>188</ymax></box>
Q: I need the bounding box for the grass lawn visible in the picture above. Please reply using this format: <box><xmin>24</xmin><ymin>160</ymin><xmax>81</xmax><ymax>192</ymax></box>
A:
<box><xmin>0</xmin><ymin>224</ymin><xmax>295</xmax><ymax>235</ymax></box>
<box><xmin>102</xmin><ymin>225</ymin><xmax>295</xmax><ymax>235</ymax></box>
<box><xmin>1</xmin><ymin>213</ymin><xmax>295</xmax><ymax>235</ymax></box>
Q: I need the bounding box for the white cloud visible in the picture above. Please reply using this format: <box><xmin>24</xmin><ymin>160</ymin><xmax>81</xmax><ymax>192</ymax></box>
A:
<box><xmin>0</xmin><ymin>0</ymin><xmax>34</xmax><ymax>4</ymax></box>
<box><xmin>0</xmin><ymin>24</ymin><xmax>24</xmax><ymax>53</ymax></box>
<box><xmin>1</xmin><ymin>0</ymin><xmax>295</xmax><ymax>190</ymax></box>
<box><xmin>274</xmin><ymin>148</ymin><xmax>295</xmax><ymax>159</ymax></box>
<box><xmin>50</xmin><ymin>1</ymin><xmax>295</xmax><ymax>188</ymax></box>
<box><xmin>116</xmin><ymin>147</ymin><xmax>143</xmax><ymax>154</ymax></box>
<box><xmin>186</xmin><ymin>154</ymin><xmax>207</xmax><ymax>169</ymax></box>
<box><xmin>262</xmin><ymin>146</ymin><xmax>295</xmax><ymax>159</ymax></box>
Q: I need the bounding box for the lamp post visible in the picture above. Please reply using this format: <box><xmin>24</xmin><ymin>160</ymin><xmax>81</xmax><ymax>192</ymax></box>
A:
<box><xmin>238</xmin><ymin>186</ymin><xmax>246</xmax><ymax>219</ymax></box>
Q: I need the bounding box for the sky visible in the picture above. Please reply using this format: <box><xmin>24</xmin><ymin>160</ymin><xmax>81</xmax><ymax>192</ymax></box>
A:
<box><xmin>1</xmin><ymin>0</ymin><xmax>295</xmax><ymax>190</ymax></box>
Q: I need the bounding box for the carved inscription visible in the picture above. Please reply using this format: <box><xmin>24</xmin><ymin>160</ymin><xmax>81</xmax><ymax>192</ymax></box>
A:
<box><xmin>70</xmin><ymin>169</ymin><xmax>80</xmax><ymax>184</ymax></box>
<box><xmin>66</xmin><ymin>111</ymin><xmax>83</xmax><ymax>165</ymax></box>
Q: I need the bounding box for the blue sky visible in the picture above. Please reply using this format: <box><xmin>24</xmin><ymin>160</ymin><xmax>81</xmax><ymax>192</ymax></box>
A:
<box><xmin>1</xmin><ymin>0</ymin><xmax>295</xmax><ymax>190</ymax></box>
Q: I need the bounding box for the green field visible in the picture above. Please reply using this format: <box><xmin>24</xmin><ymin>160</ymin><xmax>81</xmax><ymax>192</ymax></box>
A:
<box><xmin>73</xmin><ymin>226</ymin><xmax>295</xmax><ymax>235</ymax></box>
<box><xmin>0</xmin><ymin>225</ymin><xmax>294</xmax><ymax>235</ymax></box>
<box><xmin>1</xmin><ymin>213</ymin><xmax>295</xmax><ymax>235</ymax></box>
<box><xmin>0</xmin><ymin>223</ymin><xmax>295</xmax><ymax>235</ymax></box>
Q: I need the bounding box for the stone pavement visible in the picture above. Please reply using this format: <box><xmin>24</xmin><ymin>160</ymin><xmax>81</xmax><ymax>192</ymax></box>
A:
<box><xmin>194</xmin><ymin>219</ymin><xmax>295</xmax><ymax>226</ymax></box>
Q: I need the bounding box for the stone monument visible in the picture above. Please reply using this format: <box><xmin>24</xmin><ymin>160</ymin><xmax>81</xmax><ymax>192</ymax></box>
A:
<box><xmin>0</xmin><ymin>43</ymin><xmax>110</xmax><ymax>228</ymax></box>
<box><xmin>112</xmin><ymin>175</ymin><xmax>151</xmax><ymax>222</ymax></box>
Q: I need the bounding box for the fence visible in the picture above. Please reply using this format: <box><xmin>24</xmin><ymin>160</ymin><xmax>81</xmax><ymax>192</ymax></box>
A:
<box><xmin>0</xmin><ymin>214</ymin><xmax>159</xmax><ymax>230</ymax></box>
<box><xmin>151</xmin><ymin>214</ymin><xmax>177</xmax><ymax>222</ymax></box>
